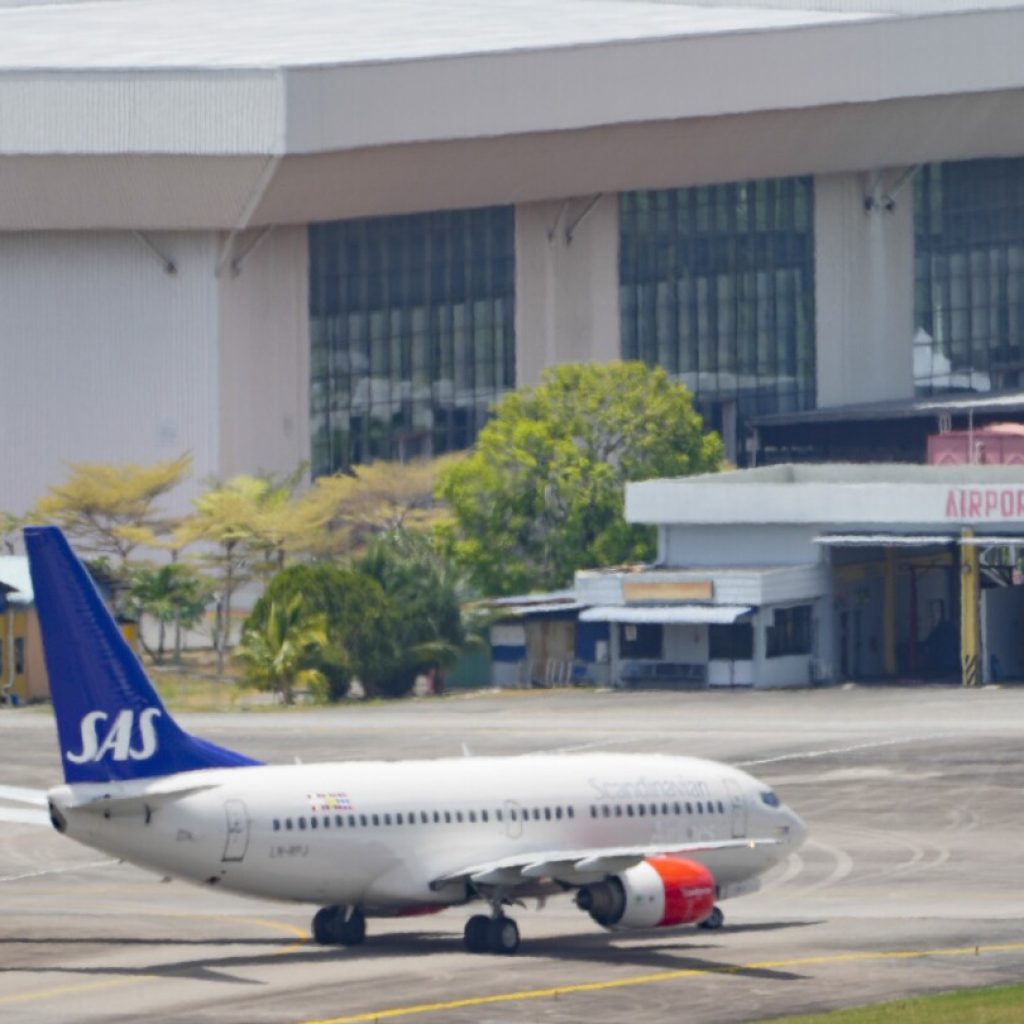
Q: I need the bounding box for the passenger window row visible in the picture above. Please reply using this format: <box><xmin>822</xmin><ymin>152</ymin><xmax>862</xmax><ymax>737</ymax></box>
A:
<box><xmin>588</xmin><ymin>799</ymin><xmax>726</xmax><ymax>819</ymax></box>
<box><xmin>272</xmin><ymin>804</ymin><xmax>577</xmax><ymax>832</ymax></box>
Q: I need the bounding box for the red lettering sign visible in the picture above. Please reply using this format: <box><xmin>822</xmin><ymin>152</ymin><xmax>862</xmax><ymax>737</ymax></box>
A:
<box><xmin>944</xmin><ymin>487</ymin><xmax>1024</xmax><ymax>520</ymax></box>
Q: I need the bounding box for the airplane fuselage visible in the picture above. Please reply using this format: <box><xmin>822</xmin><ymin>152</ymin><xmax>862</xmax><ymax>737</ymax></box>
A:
<box><xmin>49</xmin><ymin>752</ymin><xmax>804</xmax><ymax>913</ymax></box>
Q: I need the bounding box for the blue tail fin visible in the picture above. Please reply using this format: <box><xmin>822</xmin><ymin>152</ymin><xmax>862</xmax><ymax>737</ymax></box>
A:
<box><xmin>25</xmin><ymin>526</ymin><xmax>262</xmax><ymax>784</ymax></box>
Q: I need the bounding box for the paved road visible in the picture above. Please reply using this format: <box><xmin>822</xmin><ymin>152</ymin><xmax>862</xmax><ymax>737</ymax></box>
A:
<box><xmin>1</xmin><ymin>686</ymin><xmax>1023</xmax><ymax>1024</ymax></box>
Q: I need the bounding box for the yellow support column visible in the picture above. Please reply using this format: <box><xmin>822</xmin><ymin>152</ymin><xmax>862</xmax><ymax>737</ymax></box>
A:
<box><xmin>883</xmin><ymin>547</ymin><xmax>897</xmax><ymax>676</ymax></box>
<box><xmin>960</xmin><ymin>529</ymin><xmax>980</xmax><ymax>687</ymax></box>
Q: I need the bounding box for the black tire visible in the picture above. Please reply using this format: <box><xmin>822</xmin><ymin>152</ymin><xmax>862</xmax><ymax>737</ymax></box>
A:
<box><xmin>339</xmin><ymin>908</ymin><xmax>366</xmax><ymax>946</ymax></box>
<box><xmin>463</xmin><ymin>914</ymin><xmax>490</xmax><ymax>953</ymax></box>
<box><xmin>699</xmin><ymin>906</ymin><xmax>724</xmax><ymax>930</ymax></box>
<box><xmin>487</xmin><ymin>915</ymin><xmax>520</xmax><ymax>955</ymax></box>
<box><xmin>312</xmin><ymin>906</ymin><xmax>336</xmax><ymax>945</ymax></box>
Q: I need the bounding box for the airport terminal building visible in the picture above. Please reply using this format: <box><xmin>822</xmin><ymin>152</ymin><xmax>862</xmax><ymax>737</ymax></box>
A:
<box><xmin>4</xmin><ymin>0</ymin><xmax>1024</xmax><ymax>514</ymax></box>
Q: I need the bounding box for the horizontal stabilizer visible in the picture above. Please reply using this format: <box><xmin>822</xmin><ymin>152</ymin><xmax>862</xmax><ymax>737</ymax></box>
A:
<box><xmin>0</xmin><ymin>785</ymin><xmax>48</xmax><ymax>807</ymax></box>
<box><xmin>0</xmin><ymin>805</ymin><xmax>51</xmax><ymax>827</ymax></box>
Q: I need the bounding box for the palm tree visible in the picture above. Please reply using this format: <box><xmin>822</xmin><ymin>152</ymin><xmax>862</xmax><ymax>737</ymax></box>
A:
<box><xmin>127</xmin><ymin>563</ymin><xmax>213</xmax><ymax>665</ymax></box>
<box><xmin>234</xmin><ymin>595</ymin><xmax>331</xmax><ymax>705</ymax></box>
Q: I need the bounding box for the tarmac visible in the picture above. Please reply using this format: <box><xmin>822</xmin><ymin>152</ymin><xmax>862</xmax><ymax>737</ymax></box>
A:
<box><xmin>1</xmin><ymin>684</ymin><xmax>1023</xmax><ymax>1024</ymax></box>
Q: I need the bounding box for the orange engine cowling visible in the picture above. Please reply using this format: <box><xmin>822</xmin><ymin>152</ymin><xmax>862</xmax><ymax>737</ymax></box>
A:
<box><xmin>576</xmin><ymin>856</ymin><xmax>716</xmax><ymax>930</ymax></box>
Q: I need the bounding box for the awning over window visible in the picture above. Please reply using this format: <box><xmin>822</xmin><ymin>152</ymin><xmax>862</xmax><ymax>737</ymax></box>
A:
<box><xmin>814</xmin><ymin>533</ymin><xmax>956</xmax><ymax>547</ymax></box>
<box><xmin>959</xmin><ymin>535</ymin><xmax>1024</xmax><ymax>546</ymax></box>
<box><xmin>579</xmin><ymin>605</ymin><xmax>752</xmax><ymax>625</ymax></box>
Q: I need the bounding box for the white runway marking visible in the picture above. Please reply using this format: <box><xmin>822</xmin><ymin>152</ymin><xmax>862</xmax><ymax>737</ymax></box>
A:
<box><xmin>0</xmin><ymin>859</ymin><xmax>118</xmax><ymax>883</ymax></box>
<box><xmin>794</xmin><ymin>838</ymin><xmax>854</xmax><ymax>894</ymax></box>
<box><xmin>737</xmin><ymin>734</ymin><xmax>951</xmax><ymax>768</ymax></box>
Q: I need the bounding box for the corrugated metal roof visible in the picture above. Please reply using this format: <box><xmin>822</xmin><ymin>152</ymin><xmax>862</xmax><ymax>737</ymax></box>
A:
<box><xmin>581</xmin><ymin>604</ymin><xmax>752</xmax><ymax>623</ymax></box>
<box><xmin>503</xmin><ymin>602</ymin><xmax>589</xmax><ymax>616</ymax></box>
<box><xmin>815</xmin><ymin>533</ymin><xmax>956</xmax><ymax>546</ymax></box>
<box><xmin>486</xmin><ymin>589</ymin><xmax>577</xmax><ymax>607</ymax></box>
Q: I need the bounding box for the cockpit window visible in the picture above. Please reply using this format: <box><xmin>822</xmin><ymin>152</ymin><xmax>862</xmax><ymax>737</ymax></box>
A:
<box><xmin>760</xmin><ymin>790</ymin><xmax>780</xmax><ymax>807</ymax></box>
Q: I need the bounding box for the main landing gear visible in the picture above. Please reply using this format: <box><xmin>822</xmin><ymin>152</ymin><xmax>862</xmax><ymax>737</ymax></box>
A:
<box><xmin>312</xmin><ymin>905</ymin><xmax>366</xmax><ymax>946</ymax></box>
<box><xmin>698</xmin><ymin>906</ymin><xmax>724</xmax><ymax>930</ymax></box>
<box><xmin>463</xmin><ymin>912</ymin><xmax>520</xmax><ymax>955</ymax></box>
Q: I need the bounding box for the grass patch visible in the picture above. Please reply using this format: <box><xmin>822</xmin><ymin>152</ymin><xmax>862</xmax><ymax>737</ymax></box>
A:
<box><xmin>150</xmin><ymin>671</ymin><xmax>255</xmax><ymax>712</ymax></box>
<box><xmin>762</xmin><ymin>984</ymin><xmax>1024</xmax><ymax>1023</ymax></box>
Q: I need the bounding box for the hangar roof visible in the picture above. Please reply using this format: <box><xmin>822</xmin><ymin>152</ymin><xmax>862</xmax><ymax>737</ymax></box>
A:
<box><xmin>2</xmin><ymin>0</ymin><xmax>1024</xmax><ymax>229</ymax></box>
<box><xmin>0</xmin><ymin>0</ymin><xmax>867</xmax><ymax>70</ymax></box>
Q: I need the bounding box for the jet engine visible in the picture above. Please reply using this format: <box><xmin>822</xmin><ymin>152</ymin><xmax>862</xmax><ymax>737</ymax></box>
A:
<box><xmin>576</xmin><ymin>856</ymin><xmax>715</xmax><ymax>930</ymax></box>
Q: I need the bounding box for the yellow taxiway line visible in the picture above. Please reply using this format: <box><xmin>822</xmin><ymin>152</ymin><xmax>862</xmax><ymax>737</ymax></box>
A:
<box><xmin>300</xmin><ymin>941</ymin><xmax>1024</xmax><ymax>1024</ymax></box>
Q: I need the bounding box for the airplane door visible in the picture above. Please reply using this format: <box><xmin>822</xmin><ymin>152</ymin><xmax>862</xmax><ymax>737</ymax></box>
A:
<box><xmin>222</xmin><ymin>799</ymin><xmax>251</xmax><ymax>862</ymax></box>
<box><xmin>723</xmin><ymin>780</ymin><xmax>747</xmax><ymax>839</ymax></box>
<box><xmin>504</xmin><ymin>800</ymin><xmax>524</xmax><ymax>840</ymax></box>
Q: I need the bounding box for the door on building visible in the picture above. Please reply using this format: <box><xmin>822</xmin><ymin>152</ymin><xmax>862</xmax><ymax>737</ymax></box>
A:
<box><xmin>839</xmin><ymin>609</ymin><xmax>863</xmax><ymax>679</ymax></box>
<box><xmin>525</xmin><ymin>618</ymin><xmax>576</xmax><ymax>685</ymax></box>
<box><xmin>222</xmin><ymin>799</ymin><xmax>251</xmax><ymax>863</ymax></box>
<box><xmin>982</xmin><ymin>584</ymin><xmax>1024</xmax><ymax>682</ymax></box>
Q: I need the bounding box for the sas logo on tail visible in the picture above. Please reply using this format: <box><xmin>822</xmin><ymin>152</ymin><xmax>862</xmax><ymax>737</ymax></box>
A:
<box><xmin>66</xmin><ymin>709</ymin><xmax>162</xmax><ymax>764</ymax></box>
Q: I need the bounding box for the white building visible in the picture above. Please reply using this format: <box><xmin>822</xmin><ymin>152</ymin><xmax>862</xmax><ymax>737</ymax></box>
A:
<box><xmin>4</xmin><ymin>0</ymin><xmax>1024</xmax><ymax>513</ymax></box>
<box><xmin>570</xmin><ymin>463</ymin><xmax>1024</xmax><ymax>688</ymax></box>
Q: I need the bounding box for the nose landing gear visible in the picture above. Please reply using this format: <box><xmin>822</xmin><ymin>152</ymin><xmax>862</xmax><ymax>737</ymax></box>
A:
<box><xmin>312</xmin><ymin>905</ymin><xmax>366</xmax><ymax>946</ymax></box>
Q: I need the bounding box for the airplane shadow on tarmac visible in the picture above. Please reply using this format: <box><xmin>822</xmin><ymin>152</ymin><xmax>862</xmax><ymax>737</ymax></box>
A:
<box><xmin>0</xmin><ymin>920</ymin><xmax>820</xmax><ymax>987</ymax></box>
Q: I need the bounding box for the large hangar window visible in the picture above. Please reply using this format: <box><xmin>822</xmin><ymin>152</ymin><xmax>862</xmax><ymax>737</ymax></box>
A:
<box><xmin>914</xmin><ymin>157</ymin><xmax>1024</xmax><ymax>396</ymax></box>
<box><xmin>309</xmin><ymin>206</ymin><xmax>516</xmax><ymax>475</ymax></box>
<box><xmin>619</xmin><ymin>177</ymin><xmax>816</xmax><ymax>449</ymax></box>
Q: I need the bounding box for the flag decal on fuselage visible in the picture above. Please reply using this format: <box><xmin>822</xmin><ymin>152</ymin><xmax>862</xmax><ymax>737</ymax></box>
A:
<box><xmin>308</xmin><ymin>792</ymin><xmax>353</xmax><ymax>812</ymax></box>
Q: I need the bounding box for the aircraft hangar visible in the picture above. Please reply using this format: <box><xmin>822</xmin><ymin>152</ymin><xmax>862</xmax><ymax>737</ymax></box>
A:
<box><xmin>3</xmin><ymin>0</ymin><xmax>1024</xmax><ymax>516</ymax></box>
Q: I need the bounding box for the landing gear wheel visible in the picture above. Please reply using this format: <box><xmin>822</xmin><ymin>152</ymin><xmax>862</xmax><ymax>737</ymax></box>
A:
<box><xmin>464</xmin><ymin>914</ymin><xmax>490</xmax><ymax>953</ymax></box>
<box><xmin>312</xmin><ymin>906</ymin><xmax>366</xmax><ymax>946</ymax></box>
<box><xmin>312</xmin><ymin>906</ymin><xmax>336</xmax><ymax>945</ymax></box>
<box><xmin>487</xmin><ymin>915</ymin><xmax>520</xmax><ymax>955</ymax></box>
<box><xmin>338</xmin><ymin>908</ymin><xmax>366</xmax><ymax>946</ymax></box>
<box><xmin>699</xmin><ymin>906</ymin><xmax>724</xmax><ymax>930</ymax></box>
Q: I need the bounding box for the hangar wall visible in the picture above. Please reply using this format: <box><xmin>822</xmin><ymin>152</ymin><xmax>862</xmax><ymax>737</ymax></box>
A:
<box><xmin>514</xmin><ymin>195</ymin><xmax>620</xmax><ymax>385</ymax></box>
<box><xmin>218</xmin><ymin>224</ymin><xmax>310</xmax><ymax>481</ymax></box>
<box><xmin>814</xmin><ymin>171</ymin><xmax>915</xmax><ymax>408</ymax></box>
<box><xmin>0</xmin><ymin>230</ymin><xmax>222</xmax><ymax>515</ymax></box>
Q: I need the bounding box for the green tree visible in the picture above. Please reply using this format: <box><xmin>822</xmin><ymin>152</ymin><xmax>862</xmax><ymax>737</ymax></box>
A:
<box><xmin>244</xmin><ymin>564</ymin><xmax>400</xmax><ymax>699</ymax></box>
<box><xmin>438</xmin><ymin>362</ymin><xmax>724</xmax><ymax>594</ymax></box>
<box><xmin>358</xmin><ymin>530</ymin><xmax>470</xmax><ymax>695</ymax></box>
<box><xmin>235</xmin><ymin>595</ymin><xmax>329</xmax><ymax>705</ymax></box>
<box><xmin>125</xmin><ymin>563</ymin><xmax>214</xmax><ymax>665</ymax></box>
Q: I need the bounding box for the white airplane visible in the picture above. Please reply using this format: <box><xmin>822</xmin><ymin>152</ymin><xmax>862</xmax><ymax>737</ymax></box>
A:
<box><xmin>0</xmin><ymin>526</ymin><xmax>806</xmax><ymax>955</ymax></box>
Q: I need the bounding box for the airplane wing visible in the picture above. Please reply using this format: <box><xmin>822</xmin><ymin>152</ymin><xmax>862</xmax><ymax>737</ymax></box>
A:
<box><xmin>0</xmin><ymin>785</ymin><xmax>51</xmax><ymax>827</ymax></box>
<box><xmin>431</xmin><ymin>838</ymin><xmax>781</xmax><ymax>889</ymax></box>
